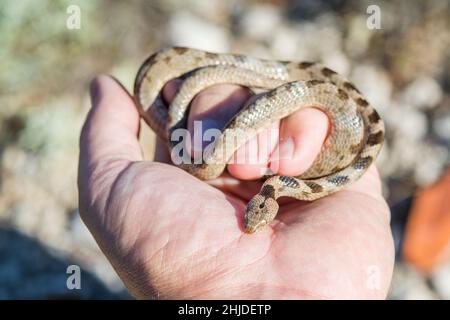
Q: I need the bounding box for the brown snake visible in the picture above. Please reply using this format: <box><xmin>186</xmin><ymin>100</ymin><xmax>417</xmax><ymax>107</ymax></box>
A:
<box><xmin>133</xmin><ymin>47</ymin><xmax>385</xmax><ymax>233</ymax></box>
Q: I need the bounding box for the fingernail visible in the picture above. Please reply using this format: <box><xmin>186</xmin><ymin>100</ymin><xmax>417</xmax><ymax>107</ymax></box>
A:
<box><xmin>278</xmin><ymin>137</ymin><xmax>295</xmax><ymax>160</ymax></box>
<box><xmin>89</xmin><ymin>77</ymin><xmax>101</xmax><ymax>106</ymax></box>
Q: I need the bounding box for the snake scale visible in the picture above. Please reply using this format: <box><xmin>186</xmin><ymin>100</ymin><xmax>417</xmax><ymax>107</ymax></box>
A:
<box><xmin>133</xmin><ymin>47</ymin><xmax>385</xmax><ymax>233</ymax></box>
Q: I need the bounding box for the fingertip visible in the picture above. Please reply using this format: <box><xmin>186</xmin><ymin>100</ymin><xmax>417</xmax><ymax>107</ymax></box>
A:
<box><xmin>82</xmin><ymin>74</ymin><xmax>143</xmax><ymax>162</ymax></box>
<box><xmin>89</xmin><ymin>75</ymin><xmax>130</xmax><ymax>109</ymax></box>
<box><xmin>270</xmin><ymin>108</ymin><xmax>329</xmax><ymax>176</ymax></box>
<box><xmin>89</xmin><ymin>76</ymin><xmax>101</xmax><ymax>106</ymax></box>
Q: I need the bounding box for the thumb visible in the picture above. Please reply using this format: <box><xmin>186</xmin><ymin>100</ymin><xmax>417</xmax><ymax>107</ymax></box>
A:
<box><xmin>78</xmin><ymin>75</ymin><xmax>143</xmax><ymax>227</ymax></box>
<box><xmin>80</xmin><ymin>75</ymin><xmax>143</xmax><ymax>165</ymax></box>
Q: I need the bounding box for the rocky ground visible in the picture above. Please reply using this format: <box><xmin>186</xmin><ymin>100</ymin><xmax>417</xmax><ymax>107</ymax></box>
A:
<box><xmin>0</xmin><ymin>0</ymin><xmax>449</xmax><ymax>299</ymax></box>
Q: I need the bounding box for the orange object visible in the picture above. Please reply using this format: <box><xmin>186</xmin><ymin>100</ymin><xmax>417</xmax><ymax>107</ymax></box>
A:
<box><xmin>403</xmin><ymin>169</ymin><xmax>450</xmax><ymax>274</ymax></box>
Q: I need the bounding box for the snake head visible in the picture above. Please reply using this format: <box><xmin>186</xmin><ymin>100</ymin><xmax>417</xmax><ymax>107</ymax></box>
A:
<box><xmin>244</xmin><ymin>194</ymin><xmax>279</xmax><ymax>233</ymax></box>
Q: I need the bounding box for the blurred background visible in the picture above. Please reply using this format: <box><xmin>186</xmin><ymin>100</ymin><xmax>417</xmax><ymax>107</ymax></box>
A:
<box><xmin>0</xmin><ymin>0</ymin><xmax>449</xmax><ymax>299</ymax></box>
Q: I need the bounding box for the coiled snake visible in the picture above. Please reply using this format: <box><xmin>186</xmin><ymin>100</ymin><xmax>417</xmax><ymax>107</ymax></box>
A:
<box><xmin>133</xmin><ymin>47</ymin><xmax>385</xmax><ymax>233</ymax></box>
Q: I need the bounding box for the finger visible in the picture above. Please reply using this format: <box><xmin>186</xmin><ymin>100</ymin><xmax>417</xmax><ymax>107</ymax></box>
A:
<box><xmin>155</xmin><ymin>79</ymin><xmax>183</xmax><ymax>163</ymax></box>
<box><xmin>78</xmin><ymin>75</ymin><xmax>143</xmax><ymax>232</ymax></box>
<box><xmin>269</xmin><ymin>108</ymin><xmax>329</xmax><ymax>176</ymax></box>
<box><xmin>163</xmin><ymin>82</ymin><xmax>329</xmax><ymax>180</ymax></box>
<box><xmin>228</xmin><ymin>105</ymin><xmax>329</xmax><ymax>179</ymax></box>
<box><xmin>227</xmin><ymin>120</ymin><xmax>280</xmax><ymax>179</ymax></box>
<box><xmin>162</xmin><ymin>79</ymin><xmax>183</xmax><ymax>104</ymax></box>
<box><xmin>80</xmin><ymin>75</ymin><xmax>143</xmax><ymax>166</ymax></box>
<box><xmin>187</xmin><ymin>84</ymin><xmax>252</xmax><ymax>154</ymax></box>
<box><xmin>163</xmin><ymin>81</ymin><xmax>249</xmax><ymax>163</ymax></box>
<box><xmin>163</xmin><ymin>79</ymin><xmax>275</xmax><ymax>180</ymax></box>
<box><xmin>188</xmin><ymin>86</ymin><xmax>290</xmax><ymax>180</ymax></box>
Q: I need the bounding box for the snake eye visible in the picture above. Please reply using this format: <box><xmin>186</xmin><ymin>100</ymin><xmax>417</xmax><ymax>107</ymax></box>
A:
<box><xmin>259</xmin><ymin>203</ymin><xmax>265</xmax><ymax>209</ymax></box>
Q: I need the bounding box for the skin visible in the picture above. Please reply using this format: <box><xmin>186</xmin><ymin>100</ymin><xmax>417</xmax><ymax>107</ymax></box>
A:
<box><xmin>78</xmin><ymin>75</ymin><xmax>394</xmax><ymax>299</ymax></box>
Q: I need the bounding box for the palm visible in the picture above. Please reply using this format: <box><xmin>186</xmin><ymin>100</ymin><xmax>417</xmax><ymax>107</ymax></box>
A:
<box><xmin>78</xmin><ymin>76</ymin><xmax>394</xmax><ymax>299</ymax></box>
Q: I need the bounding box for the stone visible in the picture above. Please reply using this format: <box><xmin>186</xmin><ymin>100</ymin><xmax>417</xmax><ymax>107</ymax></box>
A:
<box><xmin>168</xmin><ymin>12</ymin><xmax>229</xmax><ymax>52</ymax></box>
<box><xmin>389</xmin><ymin>263</ymin><xmax>439</xmax><ymax>299</ymax></box>
<box><xmin>350</xmin><ymin>65</ymin><xmax>392</xmax><ymax>114</ymax></box>
<box><xmin>432</xmin><ymin>263</ymin><xmax>450</xmax><ymax>299</ymax></box>
<box><xmin>385</xmin><ymin>102</ymin><xmax>428</xmax><ymax>142</ymax></box>
<box><xmin>322</xmin><ymin>51</ymin><xmax>351</xmax><ymax>77</ymax></box>
<box><xmin>432</xmin><ymin>109</ymin><xmax>450</xmax><ymax>143</ymax></box>
<box><xmin>239</xmin><ymin>5</ymin><xmax>282</xmax><ymax>41</ymax></box>
<box><xmin>401</xmin><ymin>77</ymin><xmax>443</xmax><ymax>110</ymax></box>
<box><xmin>270</xmin><ymin>25</ymin><xmax>299</xmax><ymax>60</ymax></box>
<box><xmin>413</xmin><ymin>144</ymin><xmax>448</xmax><ymax>186</ymax></box>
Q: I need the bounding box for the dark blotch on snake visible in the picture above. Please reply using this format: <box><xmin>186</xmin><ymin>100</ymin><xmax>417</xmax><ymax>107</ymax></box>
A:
<box><xmin>306</xmin><ymin>79</ymin><xmax>325</xmax><ymax>87</ymax></box>
<box><xmin>143</xmin><ymin>52</ymin><xmax>158</xmax><ymax>68</ymax></box>
<box><xmin>298</xmin><ymin>62</ymin><xmax>315</xmax><ymax>69</ymax></box>
<box><xmin>343</xmin><ymin>82</ymin><xmax>361</xmax><ymax>93</ymax></box>
<box><xmin>285</xmin><ymin>82</ymin><xmax>297</xmax><ymax>92</ymax></box>
<box><xmin>265</xmin><ymin>89</ymin><xmax>278</xmax><ymax>98</ymax></box>
<box><xmin>356</xmin><ymin>98</ymin><xmax>369</xmax><ymax>107</ymax></box>
<box><xmin>144</xmin><ymin>74</ymin><xmax>153</xmax><ymax>84</ymax></box>
<box><xmin>279</xmin><ymin>176</ymin><xmax>301</xmax><ymax>188</ymax></box>
<box><xmin>352</xmin><ymin>156</ymin><xmax>373</xmax><ymax>170</ymax></box>
<box><xmin>367</xmin><ymin>131</ymin><xmax>384</xmax><ymax>146</ymax></box>
<box><xmin>305</xmin><ymin>181</ymin><xmax>324</xmax><ymax>193</ymax></box>
<box><xmin>173</xmin><ymin>47</ymin><xmax>189</xmax><ymax>55</ymax></box>
<box><xmin>368</xmin><ymin>110</ymin><xmax>381</xmax><ymax>124</ymax></box>
<box><xmin>234</xmin><ymin>54</ymin><xmax>248</xmax><ymax>63</ymax></box>
<box><xmin>337</xmin><ymin>88</ymin><xmax>349</xmax><ymax>100</ymax></box>
<box><xmin>349</xmin><ymin>143</ymin><xmax>362</xmax><ymax>154</ymax></box>
<box><xmin>327</xmin><ymin>175</ymin><xmax>350</xmax><ymax>186</ymax></box>
<box><xmin>322</xmin><ymin>67</ymin><xmax>337</xmax><ymax>77</ymax></box>
<box><xmin>163</xmin><ymin>56</ymin><xmax>172</xmax><ymax>64</ymax></box>
<box><xmin>332</xmin><ymin>165</ymin><xmax>343</xmax><ymax>172</ymax></box>
<box><xmin>139</xmin><ymin>54</ymin><xmax>159</xmax><ymax>86</ymax></box>
<box><xmin>204</xmin><ymin>52</ymin><xmax>218</xmax><ymax>59</ymax></box>
<box><xmin>260</xmin><ymin>185</ymin><xmax>276</xmax><ymax>199</ymax></box>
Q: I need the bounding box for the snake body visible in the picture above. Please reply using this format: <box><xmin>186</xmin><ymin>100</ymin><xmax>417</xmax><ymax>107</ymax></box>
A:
<box><xmin>134</xmin><ymin>47</ymin><xmax>385</xmax><ymax>233</ymax></box>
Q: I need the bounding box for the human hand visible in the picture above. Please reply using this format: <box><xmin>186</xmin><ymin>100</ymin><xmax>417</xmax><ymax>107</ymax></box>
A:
<box><xmin>78</xmin><ymin>75</ymin><xmax>394</xmax><ymax>299</ymax></box>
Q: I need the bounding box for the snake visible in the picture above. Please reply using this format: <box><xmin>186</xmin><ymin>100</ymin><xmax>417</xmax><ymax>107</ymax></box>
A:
<box><xmin>133</xmin><ymin>47</ymin><xmax>385</xmax><ymax>234</ymax></box>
